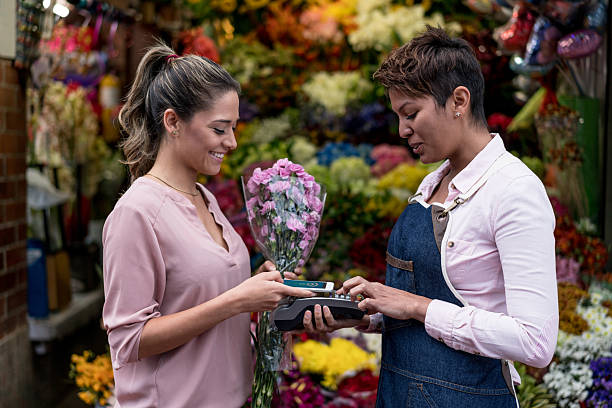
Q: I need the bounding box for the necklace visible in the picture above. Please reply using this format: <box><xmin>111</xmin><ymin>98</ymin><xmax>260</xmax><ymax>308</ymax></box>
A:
<box><xmin>146</xmin><ymin>173</ymin><xmax>198</xmax><ymax>197</ymax></box>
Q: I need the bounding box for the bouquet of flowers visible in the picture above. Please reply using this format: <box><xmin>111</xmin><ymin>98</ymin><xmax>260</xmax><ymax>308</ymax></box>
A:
<box><xmin>242</xmin><ymin>158</ymin><xmax>326</xmax><ymax>408</ymax></box>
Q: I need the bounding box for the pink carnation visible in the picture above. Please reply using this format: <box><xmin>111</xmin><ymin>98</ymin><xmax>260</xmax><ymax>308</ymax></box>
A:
<box><xmin>246</xmin><ymin>197</ymin><xmax>258</xmax><ymax>221</ymax></box>
<box><xmin>269</xmin><ymin>180</ymin><xmax>291</xmax><ymax>193</ymax></box>
<box><xmin>247</xmin><ymin>168</ymin><xmax>273</xmax><ymax>193</ymax></box>
<box><xmin>286</xmin><ymin>217</ymin><xmax>306</xmax><ymax>233</ymax></box>
<box><xmin>260</xmin><ymin>200</ymin><xmax>276</xmax><ymax>214</ymax></box>
<box><xmin>299</xmin><ymin>239</ymin><xmax>310</xmax><ymax>250</ymax></box>
<box><xmin>307</xmin><ymin>195</ymin><xmax>323</xmax><ymax>212</ymax></box>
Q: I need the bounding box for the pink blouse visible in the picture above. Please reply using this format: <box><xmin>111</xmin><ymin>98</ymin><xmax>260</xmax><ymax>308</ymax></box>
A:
<box><xmin>102</xmin><ymin>177</ymin><xmax>252</xmax><ymax>407</ymax></box>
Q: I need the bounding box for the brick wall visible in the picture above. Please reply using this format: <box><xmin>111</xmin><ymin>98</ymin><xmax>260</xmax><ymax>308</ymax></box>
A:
<box><xmin>0</xmin><ymin>58</ymin><xmax>31</xmax><ymax>408</ymax></box>
<box><xmin>0</xmin><ymin>58</ymin><xmax>27</xmax><ymax>340</ymax></box>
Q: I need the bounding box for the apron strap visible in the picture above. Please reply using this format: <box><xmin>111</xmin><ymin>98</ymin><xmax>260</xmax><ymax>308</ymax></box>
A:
<box><xmin>437</xmin><ymin>152</ymin><xmax>515</xmax><ymax>220</ymax></box>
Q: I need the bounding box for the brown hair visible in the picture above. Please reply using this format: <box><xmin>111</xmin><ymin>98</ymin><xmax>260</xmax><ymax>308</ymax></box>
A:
<box><xmin>373</xmin><ymin>26</ymin><xmax>486</xmax><ymax>127</ymax></box>
<box><xmin>118</xmin><ymin>41</ymin><xmax>241</xmax><ymax>181</ymax></box>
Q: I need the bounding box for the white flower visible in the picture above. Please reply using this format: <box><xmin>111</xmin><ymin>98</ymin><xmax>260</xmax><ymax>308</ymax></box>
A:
<box><xmin>302</xmin><ymin>71</ymin><xmax>373</xmax><ymax>115</ymax></box>
<box><xmin>543</xmin><ymin>361</ymin><xmax>592</xmax><ymax>408</ymax></box>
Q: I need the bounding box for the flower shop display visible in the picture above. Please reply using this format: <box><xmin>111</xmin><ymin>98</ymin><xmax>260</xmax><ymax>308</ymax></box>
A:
<box><xmin>49</xmin><ymin>0</ymin><xmax>610</xmax><ymax>406</ymax></box>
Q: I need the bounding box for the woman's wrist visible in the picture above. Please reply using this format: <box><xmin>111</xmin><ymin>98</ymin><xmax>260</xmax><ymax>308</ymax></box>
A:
<box><xmin>220</xmin><ymin>286</ymin><xmax>245</xmax><ymax>315</ymax></box>
<box><xmin>408</xmin><ymin>295</ymin><xmax>432</xmax><ymax>323</ymax></box>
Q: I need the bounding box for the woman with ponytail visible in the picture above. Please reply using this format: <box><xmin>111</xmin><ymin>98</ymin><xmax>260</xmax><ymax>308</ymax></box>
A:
<box><xmin>102</xmin><ymin>43</ymin><xmax>312</xmax><ymax>407</ymax></box>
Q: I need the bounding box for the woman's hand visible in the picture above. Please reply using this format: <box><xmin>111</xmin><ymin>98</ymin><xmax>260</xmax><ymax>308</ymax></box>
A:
<box><xmin>338</xmin><ymin>276</ymin><xmax>432</xmax><ymax>323</ymax></box>
<box><xmin>254</xmin><ymin>261</ymin><xmax>302</xmax><ymax>280</ymax></box>
<box><xmin>230</xmin><ymin>270</ymin><xmax>313</xmax><ymax>313</ymax></box>
<box><xmin>302</xmin><ymin>304</ymin><xmax>370</xmax><ymax>334</ymax></box>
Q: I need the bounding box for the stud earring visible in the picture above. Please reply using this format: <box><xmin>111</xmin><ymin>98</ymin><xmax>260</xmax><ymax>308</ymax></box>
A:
<box><xmin>454</xmin><ymin>112</ymin><xmax>462</xmax><ymax>118</ymax></box>
<box><xmin>172</xmin><ymin>130</ymin><xmax>178</xmax><ymax>136</ymax></box>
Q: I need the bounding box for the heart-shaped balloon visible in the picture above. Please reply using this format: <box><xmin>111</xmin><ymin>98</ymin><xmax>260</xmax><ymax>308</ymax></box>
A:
<box><xmin>494</xmin><ymin>3</ymin><xmax>537</xmax><ymax>53</ymax></box>
<box><xmin>524</xmin><ymin>16</ymin><xmax>562</xmax><ymax>65</ymax></box>
<box><xmin>557</xmin><ymin>29</ymin><xmax>602</xmax><ymax>59</ymax></box>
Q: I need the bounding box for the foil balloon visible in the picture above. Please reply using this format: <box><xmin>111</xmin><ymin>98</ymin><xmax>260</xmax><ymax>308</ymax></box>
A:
<box><xmin>494</xmin><ymin>3</ymin><xmax>536</xmax><ymax>53</ymax></box>
<box><xmin>541</xmin><ymin>0</ymin><xmax>585</xmax><ymax>26</ymax></box>
<box><xmin>509</xmin><ymin>54</ymin><xmax>556</xmax><ymax>76</ymax></box>
<box><xmin>557</xmin><ymin>29</ymin><xmax>603</xmax><ymax>59</ymax></box>
<box><xmin>524</xmin><ymin>17</ymin><xmax>562</xmax><ymax>65</ymax></box>
<box><xmin>585</xmin><ymin>0</ymin><xmax>607</xmax><ymax>31</ymax></box>
<box><xmin>464</xmin><ymin>0</ymin><xmax>496</xmax><ymax>14</ymax></box>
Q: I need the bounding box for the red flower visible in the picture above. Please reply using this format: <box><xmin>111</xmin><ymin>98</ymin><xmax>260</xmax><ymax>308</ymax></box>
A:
<box><xmin>487</xmin><ymin>113</ymin><xmax>513</xmax><ymax>131</ymax></box>
<box><xmin>179</xmin><ymin>28</ymin><xmax>220</xmax><ymax>62</ymax></box>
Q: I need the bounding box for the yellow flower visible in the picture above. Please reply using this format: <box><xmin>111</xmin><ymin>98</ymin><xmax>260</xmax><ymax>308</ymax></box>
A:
<box><xmin>78</xmin><ymin>391</ymin><xmax>96</xmax><ymax>405</ymax></box>
<box><xmin>213</xmin><ymin>0</ymin><xmax>237</xmax><ymax>13</ymax></box>
<box><xmin>244</xmin><ymin>0</ymin><xmax>269</xmax><ymax>10</ymax></box>
<box><xmin>294</xmin><ymin>338</ymin><xmax>377</xmax><ymax>390</ymax></box>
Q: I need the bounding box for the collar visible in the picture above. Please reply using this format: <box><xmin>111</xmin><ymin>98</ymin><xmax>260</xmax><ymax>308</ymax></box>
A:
<box><xmin>451</xmin><ymin>134</ymin><xmax>506</xmax><ymax>195</ymax></box>
<box><xmin>417</xmin><ymin>134</ymin><xmax>506</xmax><ymax>199</ymax></box>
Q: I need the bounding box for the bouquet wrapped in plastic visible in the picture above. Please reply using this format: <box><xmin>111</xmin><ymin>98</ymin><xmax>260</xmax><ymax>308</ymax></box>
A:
<box><xmin>242</xmin><ymin>158</ymin><xmax>326</xmax><ymax>408</ymax></box>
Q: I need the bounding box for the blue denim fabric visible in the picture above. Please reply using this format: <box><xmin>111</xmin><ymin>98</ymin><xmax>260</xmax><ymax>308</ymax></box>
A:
<box><xmin>377</xmin><ymin>202</ymin><xmax>516</xmax><ymax>408</ymax></box>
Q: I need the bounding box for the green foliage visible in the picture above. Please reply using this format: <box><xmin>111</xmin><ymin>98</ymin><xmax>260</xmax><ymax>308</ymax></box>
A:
<box><xmin>516</xmin><ymin>364</ymin><xmax>556</xmax><ymax>408</ymax></box>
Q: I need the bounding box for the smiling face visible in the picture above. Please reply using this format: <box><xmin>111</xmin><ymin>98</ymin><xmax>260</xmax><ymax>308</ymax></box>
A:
<box><xmin>388</xmin><ymin>88</ymin><xmax>462</xmax><ymax>164</ymax></box>
<box><xmin>176</xmin><ymin>91</ymin><xmax>239</xmax><ymax>176</ymax></box>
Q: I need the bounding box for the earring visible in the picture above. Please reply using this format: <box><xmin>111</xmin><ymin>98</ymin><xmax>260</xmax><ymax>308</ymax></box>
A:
<box><xmin>172</xmin><ymin>130</ymin><xmax>178</xmax><ymax>136</ymax></box>
<box><xmin>454</xmin><ymin>112</ymin><xmax>462</xmax><ymax>118</ymax></box>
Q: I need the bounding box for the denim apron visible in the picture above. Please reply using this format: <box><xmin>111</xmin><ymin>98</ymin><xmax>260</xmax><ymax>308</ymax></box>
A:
<box><xmin>377</xmin><ymin>155</ymin><xmax>518</xmax><ymax>408</ymax></box>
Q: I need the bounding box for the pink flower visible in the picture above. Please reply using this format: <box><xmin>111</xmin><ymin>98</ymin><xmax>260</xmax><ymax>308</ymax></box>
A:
<box><xmin>288</xmin><ymin>163</ymin><xmax>305</xmax><ymax>176</ymax></box>
<box><xmin>268</xmin><ymin>180</ymin><xmax>291</xmax><ymax>193</ymax></box>
<box><xmin>260</xmin><ymin>224</ymin><xmax>269</xmax><ymax>237</ymax></box>
<box><xmin>246</xmin><ymin>197</ymin><xmax>258</xmax><ymax>221</ymax></box>
<box><xmin>299</xmin><ymin>239</ymin><xmax>310</xmax><ymax>250</ymax></box>
<box><xmin>260</xmin><ymin>200</ymin><xmax>276</xmax><ymax>214</ymax></box>
<box><xmin>273</xmin><ymin>216</ymin><xmax>282</xmax><ymax>225</ymax></box>
<box><xmin>286</xmin><ymin>217</ymin><xmax>306</xmax><ymax>233</ymax></box>
<box><xmin>307</xmin><ymin>195</ymin><xmax>323</xmax><ymax>212</ymax></box>
<box><xmin>307</xmin><ymin>225</ymin><xmax>318</xmax><ymax>239</ymax></box>
<box><xmin>307</xmin><ymin>211</ymin><xmax>321</xmax><ymax>223</ymax></box>
<box><xmin>247</xmin><ymin>168</ymin><xmax>272</xmax><ymax>193</ymax></box>
<box><xmin>556</xmin><ymin>255</ymin><xmax>580</xmax><ymax>284</ymax></box>
<box><xmin>273</xmin><ymin>158</ymin><xmax>291</xmax><ymax>173</ymax></box>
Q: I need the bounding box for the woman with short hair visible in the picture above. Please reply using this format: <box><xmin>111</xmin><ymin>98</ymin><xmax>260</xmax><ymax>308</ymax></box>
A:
<box><xmin>305</xmin><ymin>26</ymin><xmax>558</xmax><ymax>408</ymax></box>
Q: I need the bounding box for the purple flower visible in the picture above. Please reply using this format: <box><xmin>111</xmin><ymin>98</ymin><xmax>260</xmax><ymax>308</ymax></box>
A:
<box><xmin>268</xmin><ymin>180</ymin><xmax>291</xmax><ymax>193</ymax></box>
<box><xmin>307</xmin><ymin>195</ymin><xmax>323</xmax><ymax>212</ymax></box>
<box><xmin>307</xmin><ymin>211</ymin><xmax>321</xmax><ymax>223</ymax></box>
<box><xmin>299</xmin><ymin>239</ymin><xmax>310</xmax><ymax>250</ymax></box>
<box><xmin>247</xmin><ymin>168</ymin><xmax>272</xmax><ymax>193</ymax></box>
<box><xmin>286</xmin><ymin>217</ymin><xmax>306</xmax><ymax>233</ymax></box>
<box><xmin>260</xmin><ymin>200</ymin><xmax>276</xmax><ymax>215</ymax></box>
<box><xmin>556</xmin><ymin>255</ymin><xmax>581</xmax><ymax>284</ymax></box>
<box><xmin>288</xmin><ymin>163</ymin><xmax>305</xmax><ymax>176</ymax></box>
<box><xmin>246</xmin><ymin>197</ymin><xmax>259</xmax><ymax>220</ymax></box>
<box><xmin>273</xmin><ymin>158</ymin><xmax>291</xmax><ymax>174</ymax></box>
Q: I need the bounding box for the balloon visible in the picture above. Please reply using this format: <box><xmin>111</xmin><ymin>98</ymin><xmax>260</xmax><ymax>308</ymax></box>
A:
<box><xmin>557</xmin><ymin>29</ymin><xmax>603</xmax><ymax>59</ymax></box>
<box><xmin>585</xmin><ymin>0</ymin><xmax>607</xmax><ymax>31</ymax></box>
<box><xmin>540</xmin><ymin>0</ymin><xmax>585</xmax><ymax>27</ymax></box>
<box><xmin>493</xmin><ymin>3</ymin><xmax>536</xmax><ymax>53</ymax></box>
<box><xmin>524</xmin><ymin>16</ymin><xmax>562</xmax><ymax>65</ymax></box>
<box><xmin>509</xmin><ymin>54</ymin><xmax>556</xmax><ymax>76</ymax></box>
<box><xmin>464</xmin><ymin>0</ymin><xmax>496</xmax><ymax>14</ymax></box>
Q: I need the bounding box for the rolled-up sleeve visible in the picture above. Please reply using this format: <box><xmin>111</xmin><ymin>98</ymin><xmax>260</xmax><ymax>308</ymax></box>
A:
<box><xmin>425</xmin><ymin>174</ymin><xmax>558</xmax><ymax>368</ymax></box>
<box><xmin>102</xmin><ymin>205</ymin><xmax>166</xmax><ymax>368</ymax></box>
